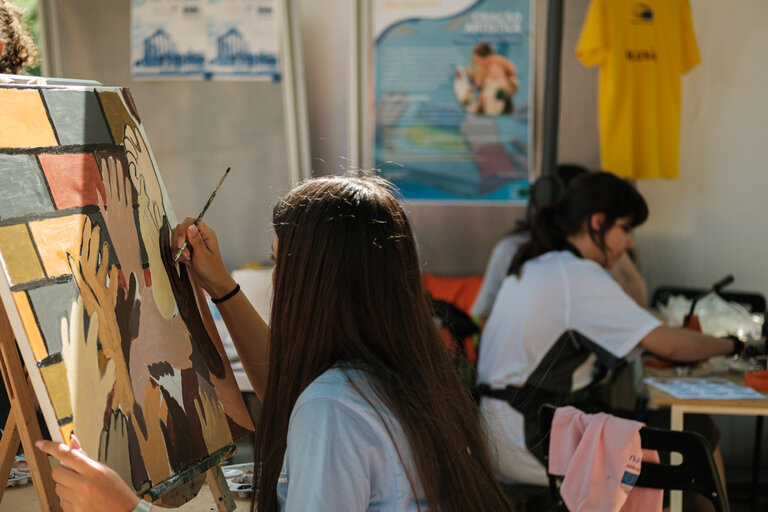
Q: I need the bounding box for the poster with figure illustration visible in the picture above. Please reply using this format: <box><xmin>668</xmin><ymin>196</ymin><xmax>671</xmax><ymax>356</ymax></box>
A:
<box><xmin>0</xmin><ymin>84</ymin><xmax>253</xmax><ymax>498</ymax></box>
<box><xmin>368</xmin><ymin>0</ymin><xmax>532</xmax><ymax>202</ymax></box>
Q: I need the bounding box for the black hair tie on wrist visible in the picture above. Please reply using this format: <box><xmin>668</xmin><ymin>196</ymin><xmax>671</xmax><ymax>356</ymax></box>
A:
<box><xmin>726</xmin><ymin>335</ymin><xmax>745</xmax><ymax>357</ymax></box>
<box><xmin>211</xmin><ymin>283</ymin><xmax>240</xmax><ymax>304</ymax></box>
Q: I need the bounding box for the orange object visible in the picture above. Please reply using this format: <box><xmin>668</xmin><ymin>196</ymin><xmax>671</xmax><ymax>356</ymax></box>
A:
<box><xmin>683</xmin><ymin>313</ymin><xmax>701</xmax><ymax>332</ymax></box>
<box><xmin>745</xmin><ymin>370</ymin><xmax>768</xmax><ymax>392</ymax></box>
<box><xmin>422</xmin><ymin>274</ymin><xmax>483</xmax><ymax>316</ymax></box>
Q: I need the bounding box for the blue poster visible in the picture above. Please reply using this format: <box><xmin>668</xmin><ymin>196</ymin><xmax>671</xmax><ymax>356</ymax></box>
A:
<box><xmin>131</xmin><ymin>0</ymin><xmax>207</xmax><ymax>79</ymax></box>
<box><xmin>372</xmin><ymin>0</ymin><xmax>532</xmax><ymax>202</ymax></box>
<box><xmin>131</xmin><ymin>0</ymin><xmax>280</xmax><ymax>81</ymax></box>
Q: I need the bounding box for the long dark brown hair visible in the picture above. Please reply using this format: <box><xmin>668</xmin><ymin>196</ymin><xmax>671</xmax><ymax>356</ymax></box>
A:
<box><xmin>509</xmin><ymin>171</ymin><xmax>648</xmax><ymax>277</ymax></box>
<box><xmin>253</xmin><ymin>174</ymin><xmax>512</xmax><ymax>511</ymax></box>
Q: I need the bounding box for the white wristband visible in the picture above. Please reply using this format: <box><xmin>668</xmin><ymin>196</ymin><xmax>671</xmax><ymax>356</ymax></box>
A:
<box><xmin>132</xmin><ymin>499</ymin><xmax>153</xmax><ymax>512</ymax></box>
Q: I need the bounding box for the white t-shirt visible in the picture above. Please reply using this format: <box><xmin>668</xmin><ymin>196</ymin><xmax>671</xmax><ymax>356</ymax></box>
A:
<box><xmin>476</xmin><ymin>250</ymin><xmax>660</xmax><ymax>485</ymax></box>
<box><xmin>471</xmin><ymin>232</ymin><xmax>528</xmax><ymax>319</ymax></box>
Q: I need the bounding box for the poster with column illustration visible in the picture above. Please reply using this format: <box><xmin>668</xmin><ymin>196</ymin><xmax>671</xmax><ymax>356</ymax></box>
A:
<box><xmin>0</xmin><ymin>83</ymin><xmax>253</xmax><ymax>498</ymax></box>
<box><xmin>366</xmin><ymin>0</ymin><xmax>533</xmax><ymax>202</ymax></box>
<box><xmin>131</xmin><ymin>0</ymin><xmax>281</xmax><ymax>81</ymax></box>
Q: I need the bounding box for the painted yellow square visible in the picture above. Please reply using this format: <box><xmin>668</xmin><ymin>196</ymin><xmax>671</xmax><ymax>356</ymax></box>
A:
<box><xmin>28</xmin><ymin>215</ymin><xmax>87</xmax><ymax>278</ymax></box>
<box><xmin>0</xmin><ymin>89</ymin><xmax>58</xmax><ymax>148</ymax></box>
<box><xmin>98</xmin><ymin>91</ymin><xmax>137</xmax><ymax>144</ymax></box>
<box><xmin>0</xmin><ymin>224</ymin><xmax>45</xmax><ymax>285</ymax></box>
<box><xmin>40</xmin><ymin>361</ymin><xmax>73</xmax><ymax>420</ymax></box>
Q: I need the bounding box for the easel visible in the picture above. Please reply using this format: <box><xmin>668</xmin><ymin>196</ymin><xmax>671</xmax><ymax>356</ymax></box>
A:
<box><xmin>0</xmin><ymin>300</ymin><xmax>236</xmax><ymax>512</ymax></box>
<box><xmin>0</xmin><ymin>299</ymin><xmax>60</xmax><ymax>512</ymax></box>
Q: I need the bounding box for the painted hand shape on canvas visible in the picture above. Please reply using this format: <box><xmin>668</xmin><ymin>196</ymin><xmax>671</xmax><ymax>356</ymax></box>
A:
<box><xmin>97</xmin><ymin>155</ymin><xmax>144</xmax><ymax>289</ymax></box>
<box><xmin>0</xmin><ymin>84</ymin><xmax>253</xmax><ymax>501</ymax></box>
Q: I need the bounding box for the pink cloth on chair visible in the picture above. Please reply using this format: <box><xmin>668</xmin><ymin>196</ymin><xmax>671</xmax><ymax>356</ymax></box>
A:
<box><xmin>548</xmin><ymin>406</ymin><xmax>663</xmax><ymax>512</ymax></box>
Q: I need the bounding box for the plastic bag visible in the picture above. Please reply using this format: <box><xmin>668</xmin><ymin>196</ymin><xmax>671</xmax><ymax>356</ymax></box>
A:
<box><xmin>657</xmin><ymin>292</ymin><xmax>763</xmax><ymax>340</ymax></box>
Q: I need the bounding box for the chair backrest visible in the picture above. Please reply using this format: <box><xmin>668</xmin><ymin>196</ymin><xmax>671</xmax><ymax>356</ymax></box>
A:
<box><xmin>538</xmin><ymin>404</ymin><xmax>730</xmax><ymax>512</ymax></box>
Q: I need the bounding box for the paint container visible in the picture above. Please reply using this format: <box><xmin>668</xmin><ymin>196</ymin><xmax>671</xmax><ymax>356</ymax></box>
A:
<box><xmin>7</xmin><ymin>471</ymin><xmax>31</xmax><ymax>487</ymax></box>
<box><xmin>222</xmin><ymin>462</ymin><xmax>255</xmax><ymax>497</ymax></box>
<box><xmin>236</xmin><ymin>484</ymin><xmax>252</xmax><ymax>499</ymax></box>
<box><xmin>227</xmin><ymin>480</ymin><xmax>252</xmax><ymax>498</ymax></box>
<box><xmin>223</xmin><ymin>468</ymin><xmax>244</xmax><ymax>480</ymax></box>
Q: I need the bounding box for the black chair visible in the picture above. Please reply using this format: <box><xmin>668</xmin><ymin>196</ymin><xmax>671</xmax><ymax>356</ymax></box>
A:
<box><xmin>538</xmin><ymin>404</ymin><xmax>730</xmax><ymax>512</ymax></box>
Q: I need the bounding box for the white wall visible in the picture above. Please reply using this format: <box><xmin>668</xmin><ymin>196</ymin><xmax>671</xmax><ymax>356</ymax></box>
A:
<box><xmin>635</xmin><ymin>0</ymin><xmax>768</xmax><ymax>297</ymax></box>
<box><xmin>295</xmin><ymin>0</ymin><xmax>354</xmax><ymax>174</ymax></box>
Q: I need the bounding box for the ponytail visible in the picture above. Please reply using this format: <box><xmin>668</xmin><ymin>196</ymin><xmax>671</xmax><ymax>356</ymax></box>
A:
<box><xmin>508</xmin><ymin>171</ymin><xmax>648</xmax><ymax>277</ymax></box>
<box><xmin>508</xmin><ymin>205</ymin><xmax>564</xmax><ymax>276</ymax></box>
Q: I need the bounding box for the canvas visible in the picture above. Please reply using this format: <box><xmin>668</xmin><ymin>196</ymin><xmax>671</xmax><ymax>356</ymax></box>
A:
<box><xmin>0</xmin><ymin>83</ymin><xmax>253</xmax><ymax>496</ymax></box>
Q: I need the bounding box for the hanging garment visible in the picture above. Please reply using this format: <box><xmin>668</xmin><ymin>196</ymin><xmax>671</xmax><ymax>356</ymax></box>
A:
<box><xmin>549</xmin><ymin>406</ymin><xmax>663</xmax><ymax>512</ymax></box>
<box><xmin>576</xmin><ymin>0</ymin><xmax>700</xmax><ymax>179</ymax></box>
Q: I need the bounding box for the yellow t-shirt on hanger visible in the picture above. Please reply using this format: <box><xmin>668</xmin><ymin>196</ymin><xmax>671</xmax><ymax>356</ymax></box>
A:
<box><xmin>576</xmin><ymin>0</ymin><xmax>700</xmax><ymax>179</ymax></box>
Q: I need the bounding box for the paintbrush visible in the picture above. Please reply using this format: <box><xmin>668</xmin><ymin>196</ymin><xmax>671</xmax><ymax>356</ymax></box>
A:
<box><xmin>173</xmin><ymin>167</ymin><xmax>231</xmax><ymax>263</ymax></box>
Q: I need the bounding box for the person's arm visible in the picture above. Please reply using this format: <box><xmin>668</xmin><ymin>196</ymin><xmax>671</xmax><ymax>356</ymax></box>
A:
<box><xmin>639</xmin><ymin>326</ymin><xmax>735</xmax><ymax>362</ymax></box>
<box><xmin>36</xmin><ymin>435</ymin><xmax>141</xmax><ymax>512</ymax></box>
<box><xmin>610</xmin><ymin>252</ymin><xmax>648</xmax><ymax>307</ymax></box>
<box><xmin>173</xmin><ymin>219</ymin><xmax>269</xmax><ymax>399</ymax></box>
<box><xmin>502</xmin><ymin>57</ymin><xmax>517</xmax><ymax>77</ymax></box>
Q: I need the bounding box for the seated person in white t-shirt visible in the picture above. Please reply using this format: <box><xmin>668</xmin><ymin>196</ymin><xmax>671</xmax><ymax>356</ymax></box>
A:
<box><xmin>471</xmin><ymin>166</ymin><xmax>647</xmax><ymax>323</ymax></box>
<box><xmin>475</xmin><ymin>172</ymin><xmax>739</xmax><ymax>505</ymax></box>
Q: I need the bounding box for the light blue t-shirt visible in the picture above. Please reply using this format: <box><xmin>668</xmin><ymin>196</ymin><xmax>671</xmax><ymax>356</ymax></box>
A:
<box><xmin>277</xmin><ymin>366</ymin><xmax>427</xmax><ymax>511</ymax></box>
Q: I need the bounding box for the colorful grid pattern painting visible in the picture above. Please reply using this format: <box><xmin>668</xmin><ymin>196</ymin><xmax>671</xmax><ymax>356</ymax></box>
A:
<box><xmin>0</xmin><ymin>84</ymin><xmax>253</xmax><ymax>498</ymax></box>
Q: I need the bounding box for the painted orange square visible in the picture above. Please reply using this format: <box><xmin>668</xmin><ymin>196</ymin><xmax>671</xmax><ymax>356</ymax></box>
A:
<box><xmin>0</xmin><ymin>89</ymin><xmax>58</xmax><ymax>148</ymax></box>
<box><xmin>0</xmin><ymin>224</ymin><xmax>45</xmax><ymax>285</ymax></box>
<box><xmin>59</xmin><ymin>423</ymin><xmax>74</xmax><ymax>446</ymax></box>
<box><xmin>28</xmin><ymin>215</ymin><xmax>87</xmax><ymax>278</ymax></box>
<box><xmin>38</xmin><ymin>153</ymin><xmax>107</xmax><ymax>210</ymax></box>
<box><xmin>12</xmin><ymin>291</ymin><xmax>48</xmax><ymax>362</ymax></box>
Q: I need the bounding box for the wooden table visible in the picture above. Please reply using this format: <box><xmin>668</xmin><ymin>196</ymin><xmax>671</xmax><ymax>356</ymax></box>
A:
<box><xmin>4</xmin><ymin>483</ymin><xmax>252</xmax><ymax>512</ymax></box>
<box><xmin>645</xmin><ymin>365</ymin><xmax>768</xmax><ymax>512</ymax></box>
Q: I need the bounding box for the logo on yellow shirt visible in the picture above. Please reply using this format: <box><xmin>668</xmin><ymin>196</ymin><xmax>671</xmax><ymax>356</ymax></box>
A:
<box><xmin>625</xmin><ymin>49</ymin><xmax>657</xmax><ymax>62</ymax></box>
<box><xmin>632</xmin><ymin>3</ymin><xmax>654</xmax><ymax>24</ymax></box>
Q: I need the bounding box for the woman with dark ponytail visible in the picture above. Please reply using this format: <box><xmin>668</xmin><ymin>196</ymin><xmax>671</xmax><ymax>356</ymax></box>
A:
<box><xmin>507</xmin><ymin>170</ymin><xmax>648</xmax><ymax>277</ymax></box>
<box><xmin>476</xmin><ymin>171</ymin><xmax>736</xmax><ymax>492</ymax></box>
<box><xmin>472</xmin><ymin>166</ymin><xmax>647</xmax><ymax>326</ymax></box>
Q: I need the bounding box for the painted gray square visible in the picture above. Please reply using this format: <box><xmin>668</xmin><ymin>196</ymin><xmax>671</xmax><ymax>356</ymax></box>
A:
<box><xmin>0</xmin><ymin>154</ymin><xmax>55</xmax><ymax>221</ymax></box>
<box><xmin>27</xmin><ymin>278</ymin><xmax>81</xmax><ymax>356</ymax></box>
<box><xmin>42</xmin><ymin>90</ymin><xmax>112</xmax><ymax>146</ymax></box>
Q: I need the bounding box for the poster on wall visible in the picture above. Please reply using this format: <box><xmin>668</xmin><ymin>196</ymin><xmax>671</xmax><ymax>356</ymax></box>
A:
<box><xmin>131</xmin><ymin>0</ymin><xmax>280</xmax><ymax>81</ymax></box>
<box><xmin>366</xmin><ymin>0</ymin><xmax>533</xmax><ymax>202</ymax></box>
<box><xmin>206</xmin><ymin>0</ymin><xmax>281</xmax><ymax>80</ymax></box>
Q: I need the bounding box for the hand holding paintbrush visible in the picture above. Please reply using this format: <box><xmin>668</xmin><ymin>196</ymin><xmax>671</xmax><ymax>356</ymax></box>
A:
<box><xmin>173</xmin><ymin>167</ymin><xmax>231</xmax><ymax>263</ymax></box>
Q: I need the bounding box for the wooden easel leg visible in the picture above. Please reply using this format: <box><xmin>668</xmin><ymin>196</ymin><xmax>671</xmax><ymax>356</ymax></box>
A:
<box><xmin>206</xmin><ymin>466</ymin><xmax>236</xmax><ymax>512</ymax></box>
<box><xmin>0</xmin><ymin>307</ymin><xmax>61</xmax><ymax>512</ymax></box>
<box><xmin>0</xmin><ymin>409</ymin><xmax>20</xmax><ymax>503</ymax></box>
